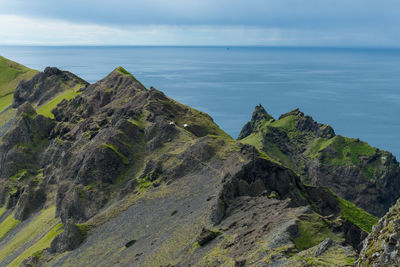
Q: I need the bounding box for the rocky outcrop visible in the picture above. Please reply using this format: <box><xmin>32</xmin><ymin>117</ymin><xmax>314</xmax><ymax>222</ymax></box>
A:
<box><xmin>356</xmin><ymin>199</ymin><xmax>400</xmax><ymax>266</ymax></box>
<box><xmin>13</xmin><ymin>67</ymin><xmax>88</xmax><ymax>107</ymax></box>
<box><xmin>239</xmin><ymin>105</ymin><xmax>400</xmax><ymax>217</ymax></box>
<box><xmin>50</xmin><ymin>221</ymin><xmax>85</xmax><ymax>253</ymax></box>
<box><xmin>238</xmin><ymin>104</ymin><xmax>273</xmax><ymax>139</ymax></box>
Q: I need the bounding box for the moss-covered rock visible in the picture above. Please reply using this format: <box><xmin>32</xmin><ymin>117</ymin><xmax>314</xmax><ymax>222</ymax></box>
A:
<box><xmin>356</xmin><ymin>198</ymin><xmax>400</xmax><ymax>266</ymax></box>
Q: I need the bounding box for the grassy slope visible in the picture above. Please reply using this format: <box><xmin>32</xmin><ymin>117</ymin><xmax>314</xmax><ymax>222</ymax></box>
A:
<box><xmin>35</xmin><ymin>84</ymin><xmax>82</xmax><ymax>119</ymax></box>
<box><xmin>294</xmin><ymin>213</ymin><xmax>342</xmax><ymax>251</ymax></box>
<box><xmin>0</xmin><ymin>207</ymin><xmax>62</xmax><ymax>266</ymax></box>
<box><xmin>9</xmin><ymin>222</ymin><xmax>63</xmax><ymax>267</ymax></box>
<box><xmin>338</xmin><ymin>197</ymin><xmax>378</xmax><ymax>233</ymax></box>
<box><xmin>241</xmin><ymin>113</ymin><xmax>385</xmax><ymax>181</ymax></box>
<box><xmin>0</xmin><ymin>213</ymin><xmax>20</xmax><ymax>241</ymax></box>
<box><xmin>306</xmin><ymin>135</ymin><xmax>380</xmax><ymax>180</ymax></box>
<box><xmin>0</xmin><ymin>56</ymin><xmax>38</xmax><ymax>113</ymax></box>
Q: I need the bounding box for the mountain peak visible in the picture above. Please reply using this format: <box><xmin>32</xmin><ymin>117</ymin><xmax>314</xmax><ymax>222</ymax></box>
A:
<box><xmin>115</xmin><ymin>66</ymin><xmax>132</xmax><ymax>75</ymax></box>
<box><xmin>251</xmin><ymin>104</ymin><xmax>273</xmax><ymax>122</ymax></box>
<box><xmin>97</xmin><ymin>66</ymin><xmax>147</xmax><ymax>91</ymax></box>
<box><xmin>238</xmin><ymin>104</ymin><xmax>274</xmax><ymax>139</ymax></box>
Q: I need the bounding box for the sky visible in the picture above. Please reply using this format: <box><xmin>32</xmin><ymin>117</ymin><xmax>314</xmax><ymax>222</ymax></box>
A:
<box><xmin>0</xmin><ymin>0</ymin><xmax>399</xmax><ymax>46</ymax></box>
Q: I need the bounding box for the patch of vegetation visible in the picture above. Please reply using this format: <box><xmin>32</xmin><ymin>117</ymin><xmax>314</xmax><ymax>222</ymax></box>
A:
<box><xmin>128</xmin><ymin>118</ymin><xmax>146</xmax><ymax>129</ymax></box>
<box><xmin>116</xmin><ymin>66</ymin><xmax>147</xmax><ymax>89</ymax></box>
<box><xmin>137</xmin><ymin>176</ymin><xmax>155</xmax><ymax>191</ymax></box>
<box><xmin>0</xmin><ymin>214</ymin><xmax>20</xmax><ymax>241</ymax></box>
<box><xmin>294</xmin><ymin>213</ymin><xmax>342</xmax><ymax>251</ymax></box>
<box><xmin>240</xmin><ymin>132</ymin><xmax>263</xmax><ymax>150</ymax></box>
<box><xmin>338</xmin><ymin>197</ymin><xmax>378</xmax><ymax>233</ymax></box>
<box><xmin>156</xmin><ymin>97</ymin><xmax>231</xmax><ymax>140</ymax></box>
<box><xmin>0</xmin><ymin>108</ymin><xmax>17</xmax><ymax>129</ymax></box>
<box><xmin>290</xmin><ymin>244</ymin><xmax>356</xmax><ymax>266</ymax></box>
<box><xmin>307</xmin><ymin>135</ymin><xmax>380</xmax><ymax>180</ymax></box>
<box><xmin>0</xmin><ymin>56</ymin><xmax>38</xmax><ymax>112</ymax></box>
<box><xmin>0</xmin><ymin>93</ymin><xmax>13</xmax><ymax>113</ymax></box>
<box><xmin>36</xmin><ymin>86</ymin><xmax>82</xmax><ymax>118</ymax></box>
<box><xmin>76</xmin><ymin>223</ymin><xmax>91</xmax><ymax>238</ymax></box>
<box><xmin>263</xmin><ymin>142</ymin><xmax>294</xmax><ymax>169</ymax></box>
<box><xmin>0</xmin><ymin>207</ymin><xmax>6</xmax><ymax>218</ymax></box>
<box><xmin>269</xmin><ymin>115</ymin><xmax>297</xmax><ymax>130</ymax></box>
<box><xmin>0</xmin><ymin>206</ymin><xmax>59</xmax><ymax>263</ymax></box>
<box><xmin>199</xmin><ymin>244</ymin><xmax>235</xmax><ymax>267</ymax></box>
<box><xmin>10</xmin><ymin>222</ymin><xmax>64</xmax><ymax>267</ymax></box>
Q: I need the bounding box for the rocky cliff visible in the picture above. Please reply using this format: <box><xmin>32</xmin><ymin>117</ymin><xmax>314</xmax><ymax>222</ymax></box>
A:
<box><xmin>356</xmin><ymin>199</ymin><xmax>400</xmax><ymax>266</ymax></box>
<box><xmin>239</xmin><ymin>105</ymin><xmax>400</xmax><ymax>217</ymax></box>
<box><xmin>0</xmin><ymin>58</ymin><xmax>387</xmax><ymax>266</ymax></box>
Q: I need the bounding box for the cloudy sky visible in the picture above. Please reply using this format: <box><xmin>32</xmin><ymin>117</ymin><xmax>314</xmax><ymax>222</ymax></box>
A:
<box><xmin>0</xmin><ymin>0</ymin><xmax>399</xmax><ymax>46</ymax></box>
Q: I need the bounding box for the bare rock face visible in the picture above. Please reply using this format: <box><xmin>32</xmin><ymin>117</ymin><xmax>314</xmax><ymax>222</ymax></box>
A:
<box><xmin>50</xmin><ymin>220</ymin><xmax>85</xmax><ymax>253</ymax></box>
<box><xmin>196</xmin><ymin>228</ymin><xmax>221</xmax><ymax>246</ymax></box>
<box><xmin>356</xmin><ymin>199</ymin><xmax>400</xmax><ymax>266</ymax></box>
<box><xmin>314</xmin><ymin>238</ymin><xmax>334</xmax><ymax>256</ymax></box>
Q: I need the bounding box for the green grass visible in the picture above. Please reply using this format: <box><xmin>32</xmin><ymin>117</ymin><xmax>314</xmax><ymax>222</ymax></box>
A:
<box><xmin>307</xmin><ymin>136</ymin><xmax>379</xmax><ymax>180</ymax></box>
<box><xmin>294</xmin><ymin>213</ymin><xmax>341</xmax><ymax>251</ymax></box>
<box><xmin>0</xmin><ymin>108</ymin><xmax>17</xmax><ymax>128</ymax></box>
<box><xmin>293</xmin><ymin>245</ymin><xmax>356</xmax><ymax>266</ymax></box>
<box><xmin>156</xmin><ymin>96</ymin><xmax>231</xmax><ymax>140</ymax></box>
<box><xmin>137</xmin><ymin>176</ymin><xmax>154</xmax><ymax>191</ymax></box>
<box><xmin>338</xmin><ymin>197</ymin><xmax>378</xmax><ymax>233</ymax></box>
<box><xmin>76</xmin><ymin>223</ymin><xmax>91</xmax><ymax>238</ymax></box>
<box><xmin>307</xmin><ymin>137</ymin><xmax>335</xmax><ymax>159</ymax></box>
<box><xmin>0</xmin><ymin>93</ymin><xmax>13</xmax><ymax>113</ymax></box>
<box><xmin>240</xmin><ymin>132</ymin><xmax>263</xmax><ymax>150</ymax></box>
<box><xmin>116</xmin><ymin>66</ymin><xmax>147</xmax><ymax>89</ymax></box>
<box><xmin>9</xmin><ymin>222</ymin><xmax>64</xmax><ymax>267</ymax></box>
<box><xmin>36</xmin><ymin>87</ymin><xmax>82</xmax><ymax>118</ymax></box>
<box><xmin>0</xmin><ymin>206</ymin><xmax>59</xmax><ymax>262</ymax></box>
<box><xmin>0</xmin><ymin>207</ymin><xmax>6</xmax><ymax>218</ymax></box>
<box><xmin>0</xmin><ymin>214</ymin><xmax>20</xmax><ymax>241</ymax></box>
<box><xmin>269</xmin><ymin>115</ymin><xmax>297</xmax><ymax>130</ymax></box>
<box><xmin>0</xmin><ymin>56</ymin><xmax>38</xmax><ymax>112</ymax></box>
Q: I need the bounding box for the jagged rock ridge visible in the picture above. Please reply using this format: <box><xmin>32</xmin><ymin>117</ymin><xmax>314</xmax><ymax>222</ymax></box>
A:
<box><xmin>239</xmin><ymin>104</ymin><xmax>400</xmax><ymax>217</ymax></box>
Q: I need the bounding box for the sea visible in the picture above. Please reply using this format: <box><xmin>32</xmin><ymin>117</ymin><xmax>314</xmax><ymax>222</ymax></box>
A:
<box><xmin>1</xmin><ymin>46</ymin><xmax>399</xmax><ymax>158</ymax></box>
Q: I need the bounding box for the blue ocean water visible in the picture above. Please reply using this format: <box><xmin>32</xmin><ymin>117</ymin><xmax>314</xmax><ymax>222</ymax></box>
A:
<box><xmin>1</xmin><ymin>46</ymin><xmax>400</xmax><ymax>158</ymax></box>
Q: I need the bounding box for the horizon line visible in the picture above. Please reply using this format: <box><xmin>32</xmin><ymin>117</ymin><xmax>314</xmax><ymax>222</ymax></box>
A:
<box><xmin>1</xmin><ymin>44</ymin><xmax>400</xmax><ymax>49</ymax></box>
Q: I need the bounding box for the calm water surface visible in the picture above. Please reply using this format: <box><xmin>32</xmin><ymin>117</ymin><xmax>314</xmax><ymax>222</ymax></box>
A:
<box><xmin>1</xmin><ymin>46</ymin><xmax>399</xmax><ymax>157</ymax></box>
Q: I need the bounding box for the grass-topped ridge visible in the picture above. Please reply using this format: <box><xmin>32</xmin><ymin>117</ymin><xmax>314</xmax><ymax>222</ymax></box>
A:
<box><xmin>307</xmin><ymin>135</ymin><xmax>380</xmax><ymax>180</ymax></box>
<box><xmin>116</xmin><ymin>66</ymin><xmax>147</xmax><ymax>89</ymax></box>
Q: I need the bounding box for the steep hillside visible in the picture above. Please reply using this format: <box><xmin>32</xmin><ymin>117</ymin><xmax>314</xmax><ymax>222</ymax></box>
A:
<box><xmin>0</xmin><ymin>65</ymin><xmax>378</xmax><ymax>266</ymax></box>
<box><xmin>356</xmin><ymin>199</ymin><xmax>400</xmax><ymax>266</ymax></box>
<box><xmin>239</xmin><ymin>105</ymin><xmax>400</xmax><ymax>217</ymax></box>
<box><xmin>0</xmin><ymin>57</ymin><xmax>38</xmax><ymax>140</ymax></box>
<box><xmin>0</xmin><ymin>57</ymin><xmax>38</xmax><ymax>113</ymax></box>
